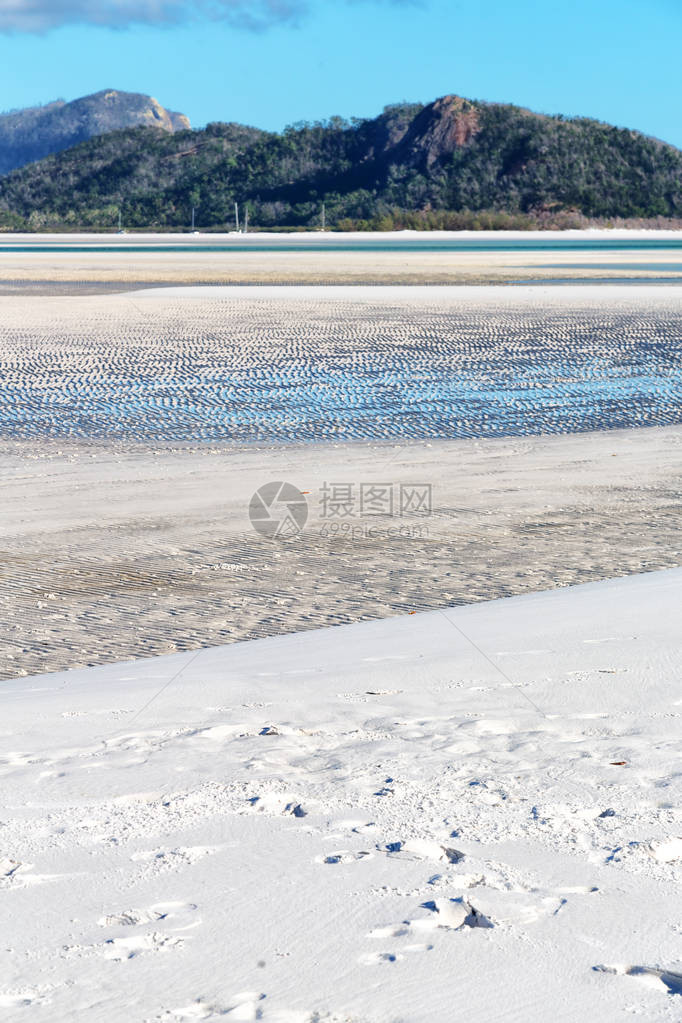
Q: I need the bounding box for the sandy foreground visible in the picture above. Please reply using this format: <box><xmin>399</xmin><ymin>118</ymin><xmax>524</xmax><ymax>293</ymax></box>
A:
<box><xmin>1</xmin><ymin>425</ymin><xmax>681</xmax><ymax>679</ymax></box>
<box><xmin>0</xmin><ymin>566</ymin><xmax>681</xmax><ymax>1020</ymax></box>
<box><xmin>1</xmin><ymin>230</ymin><xmax>682</xmax><ymax>287</ymax></box>
<box><xmin>0</xmin><ymin>261</ymin><xmax>681</xmax><ymax>1019</ymax></box>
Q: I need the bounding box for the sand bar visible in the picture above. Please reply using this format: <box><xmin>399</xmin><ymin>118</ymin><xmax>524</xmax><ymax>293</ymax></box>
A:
<box><xmin>2</xmin><ymin>230</ymin><xmax>682</xmax><ymax>287</ymax></box>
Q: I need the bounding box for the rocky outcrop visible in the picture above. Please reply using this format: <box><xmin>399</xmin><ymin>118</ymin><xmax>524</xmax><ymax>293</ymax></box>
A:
<box><xmin>392</xmin><ymin>95</ymin><xmax>481</xmax><ymax>167</ymax></box>
<box><xmin>0</xmin><ymin>89</ymin><xmax>190</xmax><ymax>175</ymax></box>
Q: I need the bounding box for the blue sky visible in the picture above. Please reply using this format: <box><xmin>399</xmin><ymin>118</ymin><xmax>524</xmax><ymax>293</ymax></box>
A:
<box><xmin>1</xmin><ymin>0</ymin><xmax>681</xmax><ymax>147</ymax></box>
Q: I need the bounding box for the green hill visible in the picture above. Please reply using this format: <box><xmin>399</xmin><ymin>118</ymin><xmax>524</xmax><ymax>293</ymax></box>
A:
<box><xmin>1</xmin><ymin>94</ymin><xmax>681</xmax><ymax>230</ymax></box>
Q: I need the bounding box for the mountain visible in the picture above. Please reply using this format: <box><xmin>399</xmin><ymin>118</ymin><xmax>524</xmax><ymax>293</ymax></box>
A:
<box><xmin>1</xmin><ymin>94</ymin><xmax>682</xmax><ymax>230</ymax></box>
<box><xmin>0</xmin><ymin>90</ymin><xmax>190</xmax><ymax>176</ymax></box>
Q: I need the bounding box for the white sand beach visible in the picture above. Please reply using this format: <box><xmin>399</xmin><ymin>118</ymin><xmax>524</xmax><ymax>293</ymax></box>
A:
<box><xmin>0</xmin><ymin>567</ymin><xmax>681</xmax><ymax>1020</ymax></box>
<box><xmin>0</xmin><ymin>272</ymin><xmax>680</xmax><ymax>1020</ymax></box>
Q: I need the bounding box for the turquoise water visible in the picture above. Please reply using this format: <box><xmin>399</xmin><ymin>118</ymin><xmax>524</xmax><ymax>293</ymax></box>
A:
<box><xmin>3</xmin><ymin>238</ymin><xmax>682</xmax><ymax>254</ymax></box>
<box><xmin>510</xmin><ymin>277</ymin><xmax>682</xmax><ymax>285</ymax></box>
<box><xmin>534</xmin><ymin>262</ymin><xmax>682</xmax><ymax>271</ymax></box>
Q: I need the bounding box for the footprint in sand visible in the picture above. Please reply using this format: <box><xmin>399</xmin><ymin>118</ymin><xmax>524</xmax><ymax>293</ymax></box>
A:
<box><xmin>411</xmin><ymin>898</ymin><xmax>494</xmax><ymax>931</ymax></box>
<box><xmin>0</xmin><ymin>857</ymin><xmax>24</xmax><ymax>880</ymax></box>
<box><xmin>359</xmin><ymin>951</ymin><xmax>404</xmax><ymax>965</ymax></box>
<box><xmin>155</xmin><ymin>991</ymin><xmax>339</xmax><ymax>1021</ymax></box>
<box><xmin>426</xmin><ymin>877</ymin><xmax>598</xmax><ymax>927</ymax></box>
<box><xmin>606</xmin><ymin>836</ymin><xmax>682</xmax><ymax>866</ymax></box>
<box><xmin>646</xmin><ymin>837</ymin><xmax>682</xmax><ymax>863</ymax></box>
<box><xmin>99</xmin><ymin>900</ymin><xmax>200</xmax><ymax>961</ymax></box>
<box><xmin>103</xmin><ymin>930</ymin><xmax>184</xmax><ymax>961</ymax></box>
<box><xmin>366</xmin><ymin>897</ymin><xmax>493</xmax><ymax>953</ymax></box>
<box><xmin>211</xmin><ymin>991</ymin><xmax>265</xmax><ymax>1020</ymax></box>
<box><xmin>594</xmin><ymin>964</ymin><xmax>682</xmax><ymax>995</ymax></box>
<box><xmin>99</xmin><ymin>901</ymin><xmax>199</xmax><ymax>931</ymax></box>
<box><xmin>381</xmin><ymin>839</ymin><xmax>465</xmax><ymax>864</ymax></box>
<box><xmin>247</xmin><ymin>794</ymin><xmax>307</xmax><ymax>818</ymax></box>
<box><xmin>360</xmin><ymin>944</ymin><xmax>434</xmax><ymax>965</ymax></box>
<box><xmin>154</xmin><ymin>998</ymin><xmax>234</xmax><ymax>1019</ymax></box>
<box><xmin>0</xmin><ymin>989</ymin><xmax>49</xmax><ymax>1008</ymax></box>
<box><xmin>156</xmin><ymin>991</ymin><xmax>329</xmax><ymax>1020</ymax></box>
<box><xmin>316</xmin><ymin>850</ymin><xmax>373</xmax><ymax>865</ymax></box>
<box><xmin>368</xmin><ymin>924</ymin><xmax>411</xmax><ymax>939</ymax></box>
<box><xmin>326</xmin><ymin>819</ymin><xmax>379</xmax><ymax>838</ymax></box>
<box><xmin>0</xmin><ymin>857</ymin><xmax>58</xmax><ymax>889</ymax></box>
<box><xmin>131</xmin><ymin>846</ymin><xmax>219</xmax><ymax>877</ymax></box>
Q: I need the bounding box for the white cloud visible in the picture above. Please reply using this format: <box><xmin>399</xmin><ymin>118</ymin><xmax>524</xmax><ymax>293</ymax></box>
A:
<box><xmin>0</xmin><ymin>0</ymin><xmax>309</xmax><ymax>33</ymax></box>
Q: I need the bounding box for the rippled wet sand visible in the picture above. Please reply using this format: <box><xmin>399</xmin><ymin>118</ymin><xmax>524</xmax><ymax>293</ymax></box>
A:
<box><xmin>0</xmin><ymin>286</ymin><xmax>681</xmax><ymax>442</ymax></box>
<box><xmin>1</xmin><ymin>285</ymin><xmax>680</xmax><ymax>679</ymax></box>
<box><xmin>1</xmin><ymin>426</ymin><xmax>680</xmax><ymax>679</ymax></box>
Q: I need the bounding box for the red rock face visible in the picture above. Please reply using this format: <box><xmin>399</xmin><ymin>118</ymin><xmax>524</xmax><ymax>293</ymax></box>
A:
<box><xmin>383</xmin><ymin>94</ymin><xmax>482</xmax><ymax>170</ymax></box>
<box><xmin>415</xmin><ymin>95</ymin><xmax>481</xmax><ymax>166</ymax></box>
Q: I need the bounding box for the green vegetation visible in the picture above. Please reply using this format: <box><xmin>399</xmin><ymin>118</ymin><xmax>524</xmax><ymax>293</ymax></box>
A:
<box><xmin>2</xmin><ymin>95</ymin><xmax>682</xmax><ymax>230</ymax></box>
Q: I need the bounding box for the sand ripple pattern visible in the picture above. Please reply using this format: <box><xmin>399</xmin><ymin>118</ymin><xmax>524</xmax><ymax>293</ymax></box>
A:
<box><xmin>1</xmin><ymin>426</ymin><xmax>680</xmax><ymax>680</ymax></box>
<box><xmin>0</xmin><ymin>289</ymin><xmax>681</xmax><ymax>441</ymax></box>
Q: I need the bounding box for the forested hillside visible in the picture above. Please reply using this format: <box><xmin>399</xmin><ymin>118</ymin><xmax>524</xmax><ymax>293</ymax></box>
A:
<box><xmin>1</xmin><ymin>94</ymin><xmax>681</xmax><ymax>230</ymax></box>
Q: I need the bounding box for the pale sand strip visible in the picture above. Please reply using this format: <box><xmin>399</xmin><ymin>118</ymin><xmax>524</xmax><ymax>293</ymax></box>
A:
<box><xmin>1</xmin><ymin>425</ymin><xmax>680</xmax><ymax>679</ymax></box>
<box><xmin>1</xmin><ymin>231</ymin><xmax>682</xmax><ymax>286</ymax></box>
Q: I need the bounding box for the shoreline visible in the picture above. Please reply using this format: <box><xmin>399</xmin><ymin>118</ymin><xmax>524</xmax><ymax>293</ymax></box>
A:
<box><xmin>2</xmin><ymin>234</ymin><xmax>682</xmax><ymax>287</ymax></box>
<box><xmin>2</xmin><ymin>228</ymin><xmax>682</xmax><ymax>241</ymax></box>
<box><xmin>1</xmin><ymin>280</ymin><xmax>679</xmax><ymax>678</ymax></box>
